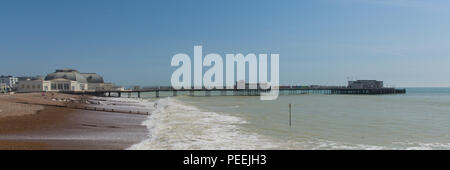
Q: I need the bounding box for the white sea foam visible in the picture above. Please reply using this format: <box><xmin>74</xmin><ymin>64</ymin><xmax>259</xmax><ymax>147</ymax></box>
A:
<box><xmin>397</xmin><ymin>142</ymin><xmax>450</xmax><ymax>150</ymax></box>
<box><xmin>89</xmin><ymin>96</ymin><xmax>156</xmax><ymax>114</ymax></box>
<box><xmin>128</xmin><ymin>97</ymin><xmax>281</xmax><ymax>150</ymax></box>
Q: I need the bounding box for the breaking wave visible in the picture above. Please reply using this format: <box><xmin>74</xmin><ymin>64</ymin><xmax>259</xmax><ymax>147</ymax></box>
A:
<box><xmin>128</xmin><ymin>97</ymin><xmax>280</xmax><ymax>150</ymax></box>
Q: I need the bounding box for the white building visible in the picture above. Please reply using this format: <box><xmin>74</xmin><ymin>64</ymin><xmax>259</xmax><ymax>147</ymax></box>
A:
<box><xmin>17</xmin><ymin>77</ymin><xmax>50</xmax><ymax>93</ymax></box>
<box><xmin>0</xmin><ymin>75</ymin><xmax>18</xmax><ymax>92</ymax></box>
<box><xmin>44</xmin><ymin>69</ymin><xmax>89</xmax><ymax>91</ymax></box>
<box><xmin>0</xmin><ymin>83</ymin><xmax>7</xmax><ymax>93</ymax></box>
<box><xmin>17</xmin><ymin>69</ymin><xmax>114</xmax><ymax>93</ymax></box>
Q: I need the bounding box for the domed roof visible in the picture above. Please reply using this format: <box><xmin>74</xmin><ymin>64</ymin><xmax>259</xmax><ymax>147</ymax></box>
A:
<box><xmin>45</xmin><ymin>69</ymin><xmax>88</xmax><ymax>83</ymax></box>
<box><xmin>81</xmin><ymin>73</ymin><xmax>104</xmax><ymax>83</ymax></box>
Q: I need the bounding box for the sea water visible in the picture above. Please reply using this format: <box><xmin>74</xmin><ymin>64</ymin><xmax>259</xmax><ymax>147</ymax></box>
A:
<box><xmin>129</xmin><ymin>88</ymin><xmax>450</xmax><ymax>150</ymax></box>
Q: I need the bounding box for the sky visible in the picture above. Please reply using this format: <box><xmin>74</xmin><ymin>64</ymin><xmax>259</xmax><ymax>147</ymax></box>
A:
<box><xmin>1</xmin><ymin>0</ymin><xmax>450</xmax><ymax>87</ymax></box>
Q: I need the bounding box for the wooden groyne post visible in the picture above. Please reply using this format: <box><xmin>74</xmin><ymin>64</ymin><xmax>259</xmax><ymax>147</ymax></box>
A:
<box><xmin>289</xmin><ymin>103</ymin><xmax>292</xmax><ymax>127</ymax></box>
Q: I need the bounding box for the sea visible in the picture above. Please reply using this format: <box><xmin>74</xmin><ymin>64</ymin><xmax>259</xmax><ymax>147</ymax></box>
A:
<box><xmin>126</xmin><ymin>88</ymin><xmax>450</xmax><ymax>150</ymax></box>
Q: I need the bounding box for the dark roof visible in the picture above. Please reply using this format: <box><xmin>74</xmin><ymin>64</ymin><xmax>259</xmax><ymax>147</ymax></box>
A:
<box><xmin>45</xmin><ymin>69</ymin><xmax>88</xmax><ymax>83</ymax></box>
<box><xmin>55</xmin><ymin>68</ymin><xmax>79</xmax><ymax>73</ymax></box>
<box><xmin>81</xmin><ymin>73</ymin><xmax>104</xmax><ymax>83</ymax></box>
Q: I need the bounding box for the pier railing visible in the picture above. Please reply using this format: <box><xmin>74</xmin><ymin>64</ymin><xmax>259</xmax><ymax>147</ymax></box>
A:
<box><xmin>63</xmin><ymin>86</ymin><xmax>406</xmax><ymax>98</ymax></box>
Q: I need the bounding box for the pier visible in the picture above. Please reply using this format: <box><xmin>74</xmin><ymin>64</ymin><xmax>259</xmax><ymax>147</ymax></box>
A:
<box><xmin>65</xmin><ymin>86</ymin><xmax>406</xmax><ymax>98</ymax></box>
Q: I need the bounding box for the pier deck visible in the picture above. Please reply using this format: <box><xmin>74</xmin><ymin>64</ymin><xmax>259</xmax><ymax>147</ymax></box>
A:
<box><xmin>64</xmin><ymin>86</ymin><xmax>406</xmax><ymax>98</ymax></box>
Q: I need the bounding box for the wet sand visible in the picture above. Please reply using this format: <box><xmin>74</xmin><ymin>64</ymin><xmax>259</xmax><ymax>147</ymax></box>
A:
<box><xmin>0</xmin><ymin>93</ymin><xmax>148</xmax><ymax>150</ymax></box>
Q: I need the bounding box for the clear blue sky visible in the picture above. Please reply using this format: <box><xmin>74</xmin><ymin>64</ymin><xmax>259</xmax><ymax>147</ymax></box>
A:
<box><xmin>1</xmin><ymin>0</ymin><xmax>450</xmax><ymax>87</ymax></box>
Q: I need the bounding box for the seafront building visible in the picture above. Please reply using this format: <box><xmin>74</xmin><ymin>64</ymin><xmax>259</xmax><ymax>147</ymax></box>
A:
<box><xmin>16</xmin><ymin>69</ymin><xmax>115</xmax><ymax>92</ymax></box>
<box><xmin>0</xmin><ymin>75</ymin><xmax>19</xmax><ymax>87</ymax></box>
<box><xmin>16</xmin><ymin>76</ymin><xmax>48</xmax><ymax>92</ymax></box>
<box><xmin>348</xmin><ymin>80</ymin><xmax>383</xmax><ymax>89</ymax></box>
<box><xmin>0</xmin><ymin>83</ymin><xmax>7</xmax><ymax>93</ymax></box>
<box><xmin>81</xmin><ymin>73</ymin><xmax>113</xmax><ymax>90</ymax></box>
<box><xmin>0</xmin><ymin>75</ymin><xmax>18</xmax><ymax>92</ymax></box>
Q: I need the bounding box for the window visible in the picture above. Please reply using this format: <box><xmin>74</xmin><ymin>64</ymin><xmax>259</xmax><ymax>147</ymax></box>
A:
<box><xmin>80</xmin><ymin>84</ymin><xmax>85</xmax><ymax>90</ymax></box>
<box><xmin>63</xmin><ymin>84</ymin><xmax>69</xmax><ymax>90</ymax></box>
<box><xmin>51</xmin><ymin>84</ymin><xmax>56</xmax><ymax>90</ymax></box>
